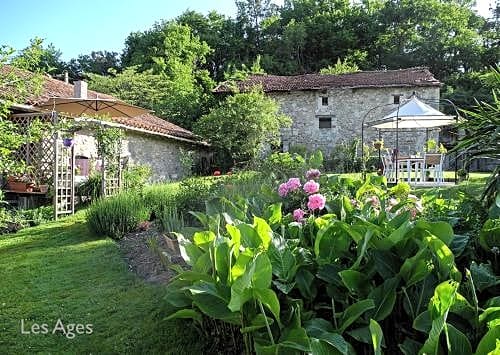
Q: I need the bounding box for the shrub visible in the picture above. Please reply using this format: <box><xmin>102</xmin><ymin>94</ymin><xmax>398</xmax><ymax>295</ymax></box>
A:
<box><xmin>86</xmin><ymin>192</ymin><xmax>149</xmax><ymax>239</ymax></box>
<box><xmin>259</xmin><ymin>150</ymin><xmax>323</xmax><ymax>180</ymax></box>
<box><xmin>123</xmin><ymin>164</ymin><xmax>152</xmax><ymax>191</ymax></box>
<box><xmin>15</xmin><ymin>206</ymin><xmax>54</xmax><ymax>226</ymax></box>
<box><xmin>143</xmin><ymin>183</ymin><xmax>179</xmax><ymax>213</ymax></box>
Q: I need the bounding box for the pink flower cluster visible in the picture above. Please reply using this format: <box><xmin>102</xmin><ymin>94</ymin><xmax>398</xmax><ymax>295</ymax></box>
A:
<box><xmin>307</xmin><ymin>194</ymin><xmax>326</xmax><ymax>211</ymax></box>
<box><xmin>303</xmin><ymin>180</ymin><xmax>319</xmax><ymax>194</ymax></box>
<box><xmin>277</xmin><ymin>170</ymin><xmax>326</xmax><ymax>222</ymax></box>
<box><xmin>293</xmin><ymin>208</ymin><xmax>305</xmax><ymax>222</ymax></box>
<box><xmin>278</xmin><ymin>178</ymin><xmax>302</xmax><ymax>197</ymax></box>
<box><xmin>306</xmin><ymin>169</ymin><xmax>321</xmax><ymax>180</ymax></box>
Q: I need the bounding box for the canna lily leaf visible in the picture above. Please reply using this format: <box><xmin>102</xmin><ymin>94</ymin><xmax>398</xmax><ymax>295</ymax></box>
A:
<box><xmin>279</xmin><ymin>326</ymin><xmax>311</xmax><ymax>352</ymax></box>
<box><xmin>253</xmin><ymin>216</ymin><xmax>272</xmax><ymax>250</ymax></box>
<box><xmin>475</xmin><ymin>326</ymin><xmax>500</xmax><ymax>355</ymax></box>
<box><xmin>254</xmin><ymin>288</ymin><xmax>281</xmax><ymax>323</ymax></box>
<box><xmin>447</xmin><ymin>323</ymin><xmax>472</xmax><ymax>355</ymax></box>
<box><xmin>416</xmin><ymin>220</ymin><xmax>454</xmax><ymax>245</ymax></box>
<box><xmin>165</xmin><ymin>309</ymin><xmax>202</xmax><ymax>324</ymax></box>
<box><xmin>339</xmin><ymin>270</ymin><xmax>370</xmax><ymax>295</ymax></box>
<box><xmin>268</xmin><ymin>243</ymin><xmax>297</xmax><ymax>282</ymax></box>
<box><xmin>240</xmin><ymin>313</ymin><xmax>275</xmax><ymax>333</ymax></box>
<box><xmin>193</xmin><ymin>230</ymin><xmax>215</xmax><ymax>251</ymax></box>
<box><xmin>369</xmin><ymin>319</ymin><xmax>384</xmax><ymax>355</ymax></box>
<box><xmin>419</xmin><ymin>280</ymin><xmax>459</xmax><ymax>355</ymax></box>
<box><xmin>367</xmin><ymin>277</ymin><xmax>399</xmax><ymax>321</ymax></box>
<box><xmin>339</xmin><ymin>299</ymin><xmax>375</xmax><ymax>333</ymax></box>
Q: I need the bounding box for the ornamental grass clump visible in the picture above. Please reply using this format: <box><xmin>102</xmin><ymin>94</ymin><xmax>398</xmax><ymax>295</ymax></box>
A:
<box><xmin>86</xmin><ymin>192</ymin><xmax>149</xmax><ymax>239</ymax></box>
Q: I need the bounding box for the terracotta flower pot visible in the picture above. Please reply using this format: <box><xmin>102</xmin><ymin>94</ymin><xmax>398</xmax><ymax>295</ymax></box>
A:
<box><xmin>8</xmin><ymin>181</ymin><xmax>28</xmax><ymax>191</ymax></box>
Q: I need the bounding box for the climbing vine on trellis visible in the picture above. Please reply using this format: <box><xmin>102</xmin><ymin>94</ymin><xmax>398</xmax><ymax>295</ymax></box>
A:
<box><xmin>95</xmin><ymin>125</ymin><xmax>123</xmax><ymax>163</ymax></box>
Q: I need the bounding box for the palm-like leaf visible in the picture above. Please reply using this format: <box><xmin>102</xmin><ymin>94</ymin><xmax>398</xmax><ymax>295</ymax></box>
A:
<box><xmin>452</xmin><ymin>67</ymin><xmax>500</xmax><ymax>205</ymax></box>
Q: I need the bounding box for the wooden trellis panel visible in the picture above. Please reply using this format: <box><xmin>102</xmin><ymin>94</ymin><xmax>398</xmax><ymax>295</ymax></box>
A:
<box><xmin>54</xmin><ymin>136</ymin><xmax>75</xmax><ymax>218</ymax></box>
<box><xmin>101</xmin><ymin>143</ymin><xmax>122</xmax><ymax>197</ymax></box>
<box><xmin>9</xmin><ymin>112</ymin><xmax>55</xmax><ymax>184</ymax></box>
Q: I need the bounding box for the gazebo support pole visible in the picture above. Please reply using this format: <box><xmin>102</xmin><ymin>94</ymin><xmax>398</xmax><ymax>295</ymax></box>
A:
<box><xmin>361</xmin><ymin>120</ymin><xmax>365</xmax><ymax>180</ymax></box>
<box><xmin>395</xmin><ymin>102</ymin><xmax>401</xmax><ymax>183</ymax></box>
<box><xmin>378</xmin><ymin>129</ymin><xmax>382</xmax><ymax>171</ymax></box>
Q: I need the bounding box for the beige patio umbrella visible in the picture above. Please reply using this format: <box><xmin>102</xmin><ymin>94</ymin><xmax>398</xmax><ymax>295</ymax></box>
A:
<box><xmin>35</xmin><ymin>97</ymin><xmax>151</xmax><ymax>118</ymax></box>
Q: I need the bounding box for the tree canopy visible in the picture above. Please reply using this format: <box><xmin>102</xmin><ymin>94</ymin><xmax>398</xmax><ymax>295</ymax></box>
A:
<box><xmin>4</xmin><ymin>0</ymin><xmax>498</xmax><ymax>130</ymax></box>
<box><xmin>194</xmin><ymin>90</ymin><xmax>291</xmax><ymax>165</ymax></box>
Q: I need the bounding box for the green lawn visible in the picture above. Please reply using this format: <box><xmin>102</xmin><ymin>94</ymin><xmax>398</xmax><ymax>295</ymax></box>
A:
<box><xmin>0</xmin><ymin>211</ymin><xmax>200</xmax><ymax>354</ymax></box>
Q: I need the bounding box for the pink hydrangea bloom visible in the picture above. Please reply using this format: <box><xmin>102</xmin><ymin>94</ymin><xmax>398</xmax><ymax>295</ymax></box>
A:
<box><xmin>307</xmin><ymin>193</ymin><xmax>326</xmax><ymax>211</ymax></box>
<box><xmin>306</xmin><ymin>169</ymin><xmax>321</xmax><ymax>180</ymax></box>
<box><xmin>303</xmin><ymin>180</ymin><xmax>320</xmax><ymax>194</ymax></box>
<box><xmin>278</xmin><ymin>183</ymin><xmax>289</xmax><ymax>197</ymax></box>
<box><xmin>293</xmin><ymin>208</ymin><xmax>306</xmax><ymax>222</ymax></box>
<box><xmin>388</xmin><ymin>198</ymin><xmax>398</xmax><ymax>206</ymax></box>
<box><xmin>286</xmin><ymin>178</ymin><xmax>302</xmax><ymax>192</ymax></box>
<box><xmin>365</xmin><ymin>195</ymin><xmax>380</xmax><ymax>207</ymax></box>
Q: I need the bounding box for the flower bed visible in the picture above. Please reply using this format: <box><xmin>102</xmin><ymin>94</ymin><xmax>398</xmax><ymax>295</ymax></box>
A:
<box><xmin>160</xmin><ymin>169</ymin><xmax>499</xmax><ymax>354</ymax></box>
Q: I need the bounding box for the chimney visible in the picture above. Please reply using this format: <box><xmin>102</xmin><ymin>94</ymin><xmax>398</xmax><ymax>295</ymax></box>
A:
<box><xmin>64</xmin><ymin>71</ymin><xmax>69</xmax><ymax>84</ymax></box>
<box><xmin>74</xmin><ymin>80</ymin><xmax>88</xmax><ymax>98</ymax></box>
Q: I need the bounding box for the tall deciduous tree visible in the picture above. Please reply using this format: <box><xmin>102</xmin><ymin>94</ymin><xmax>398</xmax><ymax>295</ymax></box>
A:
<box><xmin>66</xmin><ymin>50</ymin><xmax>121</xmax><ymax>78</ymax></box>
<box><xmin>0</xmin><ymin>39</ymin><xmax>47</xmax><ymax>174</ymax></box>
<box><xmin>194</xmin><ymin>90</ymin><xmax>291</xmax><ymax>166</ymax></box>
<box><xmin>95</xmin><ymin>23</ymin><xmax>214</xmax><ymax>129</ymax></box>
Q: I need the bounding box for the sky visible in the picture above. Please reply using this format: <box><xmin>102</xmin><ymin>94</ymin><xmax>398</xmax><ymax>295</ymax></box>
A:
<box><xmin>0</xmin><ymin>0</ymin><xmax>492</xmax><ymax>61</ymax></box>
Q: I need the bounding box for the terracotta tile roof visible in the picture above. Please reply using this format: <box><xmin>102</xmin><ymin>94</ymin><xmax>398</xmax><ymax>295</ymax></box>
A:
<box><xmin>1</xmin><ymin>65</ymin><xmax>198</xmax><ymax>142</ymax></box>
<box><xmin>214</xmin><ymin>67</ymin><xmax>441</xmax><ymax>93</ymax></box>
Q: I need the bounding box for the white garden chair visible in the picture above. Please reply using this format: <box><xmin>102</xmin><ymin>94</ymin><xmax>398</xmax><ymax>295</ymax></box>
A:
<box><xmin>382</xmin><ymin>154</ymin><xmax>396</xmax><ymax>182</ymax></box>
<box><xmin>424</xmin><ymin>153</ymin><xmax>445</xmax><ymax>183</ymax></box>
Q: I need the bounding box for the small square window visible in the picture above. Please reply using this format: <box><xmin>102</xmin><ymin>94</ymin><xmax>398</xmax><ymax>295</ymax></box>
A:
<box><xmin>393</xmin><ymin>95</ymin><xmax>401</xmax><ymax>104</ymax></box>
<box><xmin>321</xmin><ymin>97</ymin><xmax>329</xmax><ymax>106</ymax></box>
<box><xmin>319</xmin><ymin>116</ymin><xmax>332</xmax><ymax>129</ymax></box>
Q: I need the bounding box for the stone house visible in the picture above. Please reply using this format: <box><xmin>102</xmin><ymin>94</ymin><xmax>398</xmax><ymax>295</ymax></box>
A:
<box><xmin>214</xmin><ymin>67</ymin><xmax>444</xmax><ymax>157</ymax></box>
<box><xmin>4</xmin><ymin>69</ymin><xmax>208</xmax><ymax>182</ymax></box>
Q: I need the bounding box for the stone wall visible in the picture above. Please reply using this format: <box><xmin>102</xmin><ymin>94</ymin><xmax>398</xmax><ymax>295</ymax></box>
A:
<box><xmin>73</xmin><ymin>128</ymin><xmax>202</xmax><ymax>182</ymax></box>
<box><xmin>269</xmin><ymin>86</ymin><xmax>441</xmax><ymax>157</ymax></box>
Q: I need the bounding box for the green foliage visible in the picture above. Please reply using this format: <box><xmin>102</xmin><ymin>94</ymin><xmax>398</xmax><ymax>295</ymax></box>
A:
<box><xmin>258</xmin><ymin>150</ymin><xmax>324</xmax><ymax>181</ymax></box>
<box><xmin>326</xmin><ymin>139</ymin><xmax>365</xmax><ymax>173</ymax></box>
<box><xmin>95</xmin><ymin>126</ymin><xmax>123</xmax><ymax>162</ymax></box>
<box><xmin>123</xmin><ymin>164</ymin><xmax>152</xmax><ymax>191</ymax></box>
<box><xmin>194</xmin><ymin>90</ymin><xmax>291</xmax><ymax>165</ymax></box>
<box><xmin>259</xmin><ymin>152</ymin><xmax>306</xmax><ymax>180</ymax></box>
<box><xmin>86</xmin><ymin>192</ymin><xmax>149</xmax><ymax>239</ymax></box>
<box><xmin>0</xmin><ymin>38</ymin><xmax>51</xmax><ymax>175</ymax></box>
<box><xmin>453</xmin><ymin>66</ymin><xmax>500</xmax><ymax>207</ymax></box>
<box><xmin>98</xmin><ymin>22</ymin><xmax>214</xmax><ymax>129</ymax></box>
<box><xmin>76</xmin><ymin>173</ymin><xmax>102</xmax><ymax>201</ymax></box>
<box><xmin>0</xmin><ymin>205</ymin><xmax>54</xmax><ymax>234</ymax></box>
<box><xmin>320</xmin><ymin>57</ymin><xmax>360</xmax><ymax>75</ymax></box>
<box><xmin>178</xmin><ymin>148</ymin><xmax>196</xmax><ymax>178</ymax></box>
<box><xmin>161</xmin><ymin>173</ymin><xmax>499</xmax><ymax>353</ymax></box>
<box><xmin>156</xmin><ymin>206</ymin><xmax>185</xmax><ymax>234</ymax></box>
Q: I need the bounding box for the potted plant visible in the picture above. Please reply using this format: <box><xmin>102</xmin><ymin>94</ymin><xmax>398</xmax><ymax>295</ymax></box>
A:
<box><xmin>63</xmin><ymin>136</ymin><xmax>74</xmax><ymax>148</ymax></box>
<box><xmin>7</xmin><ymin>174</ymin><xmax>33</xmax><ymax>192</ymax></box>
<box><xmin>37</xmin><ymin>184</ymin><xmax>49</xmax><ymax>193</ymax></box>
<box><xmin>373</xmin><ymin>139</ymin><xmax>384</xmax><ymax>150</ymax></box>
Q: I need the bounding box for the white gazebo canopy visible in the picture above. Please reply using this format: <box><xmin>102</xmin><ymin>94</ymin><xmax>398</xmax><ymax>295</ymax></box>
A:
<box><xmin>369</xmin><ymin>96</ymin><xmax>456</xmax><ymax>129</ymax></box>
